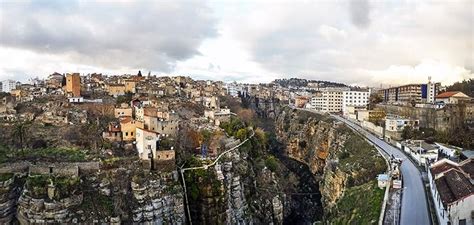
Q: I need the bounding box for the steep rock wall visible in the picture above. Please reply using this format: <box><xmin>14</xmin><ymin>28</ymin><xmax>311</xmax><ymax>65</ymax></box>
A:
<box><xmin>275</xmin><ymin>108</ymin><xmax>386</xmax><ymax>222</ymax></box>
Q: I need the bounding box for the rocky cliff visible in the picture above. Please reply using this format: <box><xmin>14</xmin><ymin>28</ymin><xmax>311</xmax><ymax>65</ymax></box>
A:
<box><xmin>275</xmin><ymin>108</ymin><xmax>386</xmax><ymax>224</ymax></box>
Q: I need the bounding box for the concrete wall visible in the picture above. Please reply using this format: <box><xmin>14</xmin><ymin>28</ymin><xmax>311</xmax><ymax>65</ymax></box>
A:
<box><xmin>361</xmin><ymin>120</ymin><xmax>383</xmax><ymax>137</ymax></box>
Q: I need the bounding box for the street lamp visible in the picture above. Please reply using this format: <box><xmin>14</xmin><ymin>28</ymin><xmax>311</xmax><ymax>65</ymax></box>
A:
<box><xmin>418</xmin><ymin>131</ymin><xmax>424</xmax><ymax>166</ymax></box>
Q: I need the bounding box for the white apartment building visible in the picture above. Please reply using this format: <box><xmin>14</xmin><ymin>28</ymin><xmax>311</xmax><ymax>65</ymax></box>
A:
<box><xmin>342</xmin><ymin>90</ymin><xmax>370</xmax><ymax>114</ymax></box>
<box><xmin>226</xmin><ymin>82</ymin><xmax>243</xmax><ymax>97</ymax></box>
<box><xmin>1</xmin><ymin>80</ymin><xmax>17</xmax><ymax>93</ymax></box>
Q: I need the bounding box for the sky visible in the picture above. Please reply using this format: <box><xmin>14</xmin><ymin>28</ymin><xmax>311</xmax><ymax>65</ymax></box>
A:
<box><xmin>0</xmin><ymin>0</ymin><xmax>473</xmax><ymax>87</ymax></box>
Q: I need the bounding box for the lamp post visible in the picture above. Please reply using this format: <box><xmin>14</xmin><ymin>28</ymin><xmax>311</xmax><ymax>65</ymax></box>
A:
<box><xmin>418</xmin><ymin>131</ymin><xmax>424</xmax><ymax>166</ymax></box>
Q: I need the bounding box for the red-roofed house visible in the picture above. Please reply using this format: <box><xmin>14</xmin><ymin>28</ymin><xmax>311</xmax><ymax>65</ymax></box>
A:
<box><xmin>428</xmin><ymin>158</ymin><xmax>474</xmax><ymax>225</ymax></box>
<box><xmin>436</xmin><ymin>91</ymin><xmax>471</xmax><ymax>104</ymax></box>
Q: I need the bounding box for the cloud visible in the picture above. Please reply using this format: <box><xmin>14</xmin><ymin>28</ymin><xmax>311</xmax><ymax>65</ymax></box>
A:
<box><xmin>0</xmin><ymin>0</ymin><xmax>217</xmax><ymax>73</ymax></box>
<box><xmin>349</xmin><ymin>0</ymin><xmax>371</xmax><ymax>29</ymax></box>
<box><xmin>227</xmin><ymin>0</ymin><xmax>473</xmax><ymax>85</ymax></box>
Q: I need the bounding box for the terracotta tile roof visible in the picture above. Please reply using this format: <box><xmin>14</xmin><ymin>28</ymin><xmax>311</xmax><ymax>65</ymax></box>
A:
<box><xmin>435</xmin><ymin>91</ymin><xmax>460</xmax><ymax>98</ymax></box>
<box><xmin>435</xmin><ymin>169</ymin><xmax>474</xmax><ymax>207</ymax></box>
<box><xmin>430</xmin><ymin>162</ymin><xmax>459</xmax><ymax>176</ymax></box>
<box><xmin>459</xmin><ymin>159</ymin><xmax>474</xmax><ymax>180</ymax></box>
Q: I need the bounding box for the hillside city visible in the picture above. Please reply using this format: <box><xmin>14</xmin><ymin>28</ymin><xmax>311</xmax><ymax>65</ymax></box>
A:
<box><xmin>0</xmin><ymin>73</ymin><xmax>472</xmax><ymax>224</ymax></box>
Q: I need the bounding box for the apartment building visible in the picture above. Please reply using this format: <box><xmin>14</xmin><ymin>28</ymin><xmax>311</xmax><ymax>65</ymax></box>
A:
<box><xmin>342</xmin><ymin>90</ymin><xmax>370</xmax><ymax>114</ymax></box>
<box><xmin>380</xmin><ymin>80</ymin><xmax>440</xmax><ymax>104</ymax></box>
<box><xmin>309</xmin><ymin>89</ymin><xmax>344</xmax><ymax>112</ymax></box>
<box><xmin>2</xmin><ymin>80</ymin><xmax>17</xmax><ymax>93</ymax></box>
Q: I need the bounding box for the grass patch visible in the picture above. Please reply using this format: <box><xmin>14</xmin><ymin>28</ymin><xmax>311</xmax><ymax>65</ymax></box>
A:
<box><xmin>338</xmin><ymin>132</ymin><xmax>386</xmax><ymax>186</ymax></box>
<box><xmin>327</xmin><ymin>180</ymin><xmax>384</xmax><ymax>225</ymax></box>
<box><xmin>26</xmin><ymin>174</ymin><xmax>80</xmax><ymax>199</ymax></box>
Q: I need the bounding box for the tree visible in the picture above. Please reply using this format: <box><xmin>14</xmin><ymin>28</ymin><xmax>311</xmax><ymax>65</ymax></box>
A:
<box><xmin>116</xmin><ymin>92</ymin><xmax>133</xmax><ymax>104</ymax></box>
<box><xmin>12</xmin><ymin>121</ymin><xmax>31</xmax><ymax>149</ymax></box>
<box><xmin>401</xmin><ymin>126</ymin><xmax>413</xmax><ymax>140</ymax></box>
<box><xmin>237</xmin><ymin>108</ymin><xmax>256</xmax><ymax>125</ymax></box>
<box><xmin>235</xmin><ymin>128</ymin><xmax>248</xmax><ymax>141</ymax></box>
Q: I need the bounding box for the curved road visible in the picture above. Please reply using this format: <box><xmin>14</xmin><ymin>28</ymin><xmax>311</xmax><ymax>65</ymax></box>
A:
<box><xmin>332</xmin><ymin>115</ymin><xmax>431</xmax><ymax>225</ymax></box>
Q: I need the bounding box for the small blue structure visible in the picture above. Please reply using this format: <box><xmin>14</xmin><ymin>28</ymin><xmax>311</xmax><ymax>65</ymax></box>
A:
<box><xmin>377</xmin><ymin>174</ymin><xmax>390</xmax><ymax>189</ymax></box>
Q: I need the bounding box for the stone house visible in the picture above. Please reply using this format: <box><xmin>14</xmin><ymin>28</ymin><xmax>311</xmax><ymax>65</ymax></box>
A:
<box><xmin>114</xmin><ymin>103</ymin><xmax>133</xmax><ymax>118</ymax></box>
<box><xmin>120</xmin><ymin>116</ymin><xmax>143</xmax><ymax>142</ymax></box>
<box><xmin>103</xmin><ymin>122</ymin><xmax>122</xmax><ymax>142</ymax></box>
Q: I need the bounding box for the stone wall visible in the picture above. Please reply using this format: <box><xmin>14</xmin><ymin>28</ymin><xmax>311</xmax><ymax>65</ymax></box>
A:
<box><xmin>0</xmin><ymin>161</ymin><xmax>100</xmax><ymax>177</ymax></box>
<box><xmin>0</xmin><ymin>162</ymin><xmax>29</xmax><ymax>174</ymax></box>
<box><xmin>377</xmin><ymin>103</ymin><xmax>474</xmax><ymax>132</ymax></box>
<box><xmin>16</xmin><ymin>192</ymin><xmax>83</xmax><ymax>224</ymax></box>
<box><xmin>30</xmin><ymin>163</ymin><xmax>79</xmax><ymax>177</ymax></box>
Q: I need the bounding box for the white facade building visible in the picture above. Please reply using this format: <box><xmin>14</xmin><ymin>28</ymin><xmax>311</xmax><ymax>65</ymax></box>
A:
<box><xmin>342</xmin><ymin>90</ymin><xmax>370</xmax><ymax>115</ymax></box>
<box><xmin>136</xmin><ymin>127</ymin><xmax>160</xmax><ymax>160</ymax></box>
<box><xmin>1</xmin><ymin>80</ymin><xmax>17</xmax><ymax>93</ymax></box>
<box><xmin>226</xmin><ymin>82</ymin><xmax>243</xmax><ymax>97</ymax></box>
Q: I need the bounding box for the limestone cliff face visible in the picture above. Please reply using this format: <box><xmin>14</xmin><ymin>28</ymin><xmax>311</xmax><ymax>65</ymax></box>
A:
<box><xmin>186</xmin><ymin>144</ymin><xmax>286</xmax><ymax>225</ymax></box>
<box><xmin>275</xmin><ymin>108</ymin><xmax>386</xmax><ymax>217</ymax></box>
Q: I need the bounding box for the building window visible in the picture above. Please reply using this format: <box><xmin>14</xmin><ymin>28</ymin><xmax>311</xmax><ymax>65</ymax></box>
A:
<box><xmin>125</xmin><ymin>132</ymin><xmax>128</xmax><ymax>136</ymax></box>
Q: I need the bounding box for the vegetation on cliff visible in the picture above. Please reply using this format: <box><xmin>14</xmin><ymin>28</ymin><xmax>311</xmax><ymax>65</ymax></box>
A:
<box><xmin>326</xmin><ymin>180</ymin><xmax>384</xmax><ymax>224</ymax></box>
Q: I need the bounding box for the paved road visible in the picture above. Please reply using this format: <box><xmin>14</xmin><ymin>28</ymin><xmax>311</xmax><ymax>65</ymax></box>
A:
<box><xmin>332</xmin><ymin>115</ymin><xmax>431</xmax><ymax>225</ymax></box>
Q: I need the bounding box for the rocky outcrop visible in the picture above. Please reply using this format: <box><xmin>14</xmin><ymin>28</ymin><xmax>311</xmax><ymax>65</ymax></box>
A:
<box><xmin>275</xmin><ymin>108</ymin><xmax>386</xmax><ymax>221</ymax></box>
<box><xmin>0</xmin><ymin>174</ymin><xmax>24</xmax><ymax>224</ymax></box>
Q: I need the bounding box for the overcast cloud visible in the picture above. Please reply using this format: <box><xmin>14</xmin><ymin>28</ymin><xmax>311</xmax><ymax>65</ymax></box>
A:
<box><xmin>0</xmin><ymin>0</ymin><xmax>473</xmax><ymax>86</ymax></box>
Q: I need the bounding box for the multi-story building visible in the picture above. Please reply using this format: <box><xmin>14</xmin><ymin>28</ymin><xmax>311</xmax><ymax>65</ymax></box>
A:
<box><xmin>226</xmin><ymin>82</ymin><xmax>244</xmax><ymax>97</ymax></box>
<box><xmin>65</xmin><ymin>73</ymin><xmax>81</xmax><ymax>97</ymax></box>
<box><xmin>342</xmin><ymin>90</ymin><xmax>370</xmax><ymax>114</ymax></box>
<box><xmin>1</xmin><ymin>80</ymin><xmax>17</xmax><ymax>93</ymax></box>
<box><xmin>380</xmin><ymin>80</ymin><xmax>441</xmax><ymax>104</ymax></box>
<box><xmin>309</xmin><ymin>90</ymin><xmax>344</xmax><ymax>112</ymax></box>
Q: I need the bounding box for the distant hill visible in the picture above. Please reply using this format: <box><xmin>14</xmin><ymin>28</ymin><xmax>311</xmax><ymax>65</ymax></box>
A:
<box><xmin>444</xmin><ymin>79</ymin><xmax>474</xmax><ymax>97</ymax></box>
<box><xmin>273</xmin><ymin>78</ymin><xmax>347</xmax><ymax>88</ymax></box>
